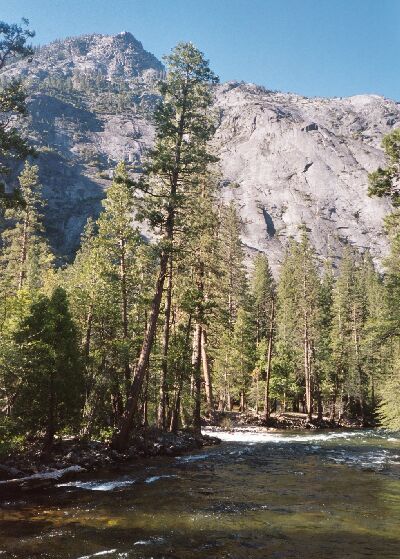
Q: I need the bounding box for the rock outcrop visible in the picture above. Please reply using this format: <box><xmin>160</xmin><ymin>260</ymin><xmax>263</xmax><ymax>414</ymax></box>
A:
<box><xmin>1</xmin><ymin>33</ymin><xmax>399</xmax><ymax>270</ymax></box>
<box><xmin>214</xmin><ymin>82</ymin><xmax>398</xmax><ymax>271</ymax></box>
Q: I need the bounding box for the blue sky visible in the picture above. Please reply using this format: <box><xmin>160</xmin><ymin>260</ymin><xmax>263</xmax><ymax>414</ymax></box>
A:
<box><xmin>2</xmin><ymin>0</ymin><xmax>400</xmax><ymax>99</ymax></box>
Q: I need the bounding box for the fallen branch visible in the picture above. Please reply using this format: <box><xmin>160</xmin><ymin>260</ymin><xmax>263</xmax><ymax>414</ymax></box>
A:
<box><xmin>0</xmin><ymin>465</ymin><xmax>85</xmax><ymax>491</ymax></box>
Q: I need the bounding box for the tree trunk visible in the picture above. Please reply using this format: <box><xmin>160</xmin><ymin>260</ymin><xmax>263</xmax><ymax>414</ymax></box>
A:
<box><xmin>83</xmin><ymin>304</ymin><xmax>93</xmax><ymax>360</ymax></box>
<box><xmin>157</xmin><ymin>256</ymin><xmax>172</xmax><ymax>430</ymax></box>
<box><xmin>112</xmin><ymin>250</ymin><xmax>169</xmax><ymax>449</ymax></box>
<box><xmin>113</xmin><ymin>75</ymin><xmax>194</xmax><ymax>449</ymax></box>
<box><xmin>201</xmin><ymin>328</ymin><xmax>214</xmax><ymax>415</ymax></box>
<box><xmin>240</xmin><ymin>390</ymin><xmax>245</xmax><ymax>412</ymax></box>
<box><xmin>255</xmin><ymin>373</ymin><xmax>259</xmax><ymax>414</ymax></box>
<box><xmin>263</xmin><ymin>298</ymin><xmax>275</xmax><ymax>421</ymax></box>
<box><xmin>170</xmin><ymin>387</ymin><xmax>181</xmax><ymax>433</ymax></box>
<box><xmin>119</xmin><ymin>237</ymin><xmax>131</xmax><ymax>397</ymax></box>
<box><xmin>226</xmin><ymin>379</ymin><xmax>232</xmax><ymax>412</ymax></box>
<box><xmin>304</xmin><ymin>315</ymin><xmax>313</xmax><ymax>421</ymax></box>
<box><xmin>120</xmin><ymin>238</ymin><xmax>128</xmax><ymax>339</ymax></box>
<box><xmin>316</xmin><ymin>386</ymin><xmax>323</xmax><ymax>421</ymax></box>
<box><xmin>18</xmin><ymin>214</ymin><xmax>29</xmax><ymax>290</ymax></box>
<box><xmin>192</xmin><ymin>322</ymin><xmax>202</xmax><ymax>435</ymax></box>
<box><xmin>352</xmin><ymin>305</ymin><xmax>365</xmax><ymax>423</ymax></box>
<box><xmin>44</xmin><ymin>370</ymin><xmax>56</xmax><ymax>449</ymax></box>
<box><xmin>170</xmin><ymin>314</ymin><xmax>192</xmax><ymax>432</ymax></box>
<box><xmin>143</xmin><ymin>364</ymin><xmax>149</xmax><ymax>428</ymax></box>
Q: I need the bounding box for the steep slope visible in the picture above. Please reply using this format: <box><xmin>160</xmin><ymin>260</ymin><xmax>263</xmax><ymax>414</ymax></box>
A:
<box><xmin>1</xmin><ymin>32</ymin><xmax>163</xmax><ymax>256</ymax></box>
<box><xmin>215</xmin><ymin>82</ymin><xmax>398</xmax><ymax>270</ymax></box>
<box><xmin>1</xmin><ymin>33</ymin><xmax>398</xmax><ymax>268</ymax></box>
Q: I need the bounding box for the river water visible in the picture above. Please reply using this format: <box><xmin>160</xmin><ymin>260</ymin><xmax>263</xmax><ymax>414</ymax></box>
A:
<box><xmin>1</xmin><ymin>429</ymin><xmax>400</xmax><ymax>558</ymax></box>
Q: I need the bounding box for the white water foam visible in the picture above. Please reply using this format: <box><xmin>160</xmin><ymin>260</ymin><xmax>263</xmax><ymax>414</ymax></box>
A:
<box><xmin>77</xmin><ymin>549</ymin><xmax>117</xmax><ymax>559</ymax></box>
<box><xmin>134</xmin><ymin>537</ymin><xmax>166</xmax><ymax>546</ymax></box>
<box><xmin>202</xmin><ymin>428</ymin><xmax>381</xmax><ymax>444</ymax></box>
<box><xmin>328</xmin><ymin>449</ymin><xmax>400</xmax><ymax>470</ymax></box>
<box><xmin>144</xmin><ymin>475</ymin><xmax>178</xmax><ymax>483</ymax></box>
<box><xmin>58</xmin><ymin>479</ymin><xmax>136</xmax><ymax>491</ymax></box>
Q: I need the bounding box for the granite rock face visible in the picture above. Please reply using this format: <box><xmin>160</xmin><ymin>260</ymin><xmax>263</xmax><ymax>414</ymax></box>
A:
<box><xmin>1</xmin><ymin>33</ymin><xmax>161</xmax><ymax>256</ymax></box>
<box><xmin>1</xmin><ymin>33</ymin><xmax>399</xmax><ymax>269</ymax></box>
<box><xmin>213</xmin><ymin>82</ymin><xmax>398</xmax><ymax>271</ymax></box>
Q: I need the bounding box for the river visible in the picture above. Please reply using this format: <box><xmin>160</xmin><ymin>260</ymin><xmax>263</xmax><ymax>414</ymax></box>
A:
<box><xmin>1</xmin><ymin>429</ymin><xmax>400</xmax><ymax>558</ymax></box>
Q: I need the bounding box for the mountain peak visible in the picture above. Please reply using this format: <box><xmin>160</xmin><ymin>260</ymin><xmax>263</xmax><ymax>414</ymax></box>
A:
<box><xmin>2</xmin><ymin>31</ymin><xmax>164</xmax><ymax>82</ymax></box>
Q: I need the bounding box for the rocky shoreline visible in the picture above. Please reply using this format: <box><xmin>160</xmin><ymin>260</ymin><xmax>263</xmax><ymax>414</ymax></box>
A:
<box><xmin>0</xmin><ymin>412</ymin><xmax>373</xmax><ymax>493</ymax></box>
<box><xmin>0</xmin><ymin>430</ymin><xmax>220</xmax><ymax>492</ymax></box>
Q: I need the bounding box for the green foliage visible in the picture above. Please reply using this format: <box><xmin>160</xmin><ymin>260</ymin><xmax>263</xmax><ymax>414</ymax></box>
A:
<box><xmin>252</xmin><ymin>254</ymin><xmax>275</xmax><ymax>338</ymax></box>
<box><xmin>368</xmin><ymin>129</ymin><xmax>400</xmax><ymax>207</ymax></box>
<box><xmin>11</xmin><ymin>288</ymin><xmax>83</xmax><ymax>440</ymax></box>
<box><xmin>231</xmin><ymin>306</ymin><xmax>256</xmax><ymax>405</ymax></box>
<box><xmin>0</xmin><ymin>162</ymin><xmax>54</xmax><ymax>293</ymax></box>
<box><xmin>379</xmin><ymin>362</ymin><xmax>400</xmax><ymax>430</ymax></box>
<box><xmin>0</xmin><ymin>19</ymin><xmax>35</xmax><ymax>189</ymax></box>
<box><xmin>0</xmin><ymin>19</ymin><xmax>34</xmax><ymax>67</ymax></box>
<box><xmin>61</xmin><ymin>163</ymin><xmax>158</xmax><ymax>434</ymax></box>
<box><xmin>368</xmin><ymin>130</ymin><xmax>400</xmax><ymax>428</ymax></box>
<box><xmin>136</xmin><ymin>42</ymin><xmax>218</xmax><ymax>236</ymax></box>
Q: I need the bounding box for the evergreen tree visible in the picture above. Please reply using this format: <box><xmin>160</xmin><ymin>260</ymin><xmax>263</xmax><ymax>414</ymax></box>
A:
<box><xmin>274</xmin><ymin>241</ymin><xmax>300</xmax><ymax>412</ymax></box>
<box><xmin>368</xmin><ymin>133</ymin><xmax>400</xmax><ymax>428</ymax></box>
<box><xmin>63</xmin><ymin>169</ymin><xmax>155</xmax><ymax>434</ymax></box>
<box><xmin>368</xmin><ymin>129</ymin><xmax>400</xmax><ymax>206</ymax></box>
<box><xmin>12</xmin><ymin>287</ymin><xmax>83</xmax><ymax>446</ymax></box>
<box><xmin>251</xmin><ymin>254</ymin><xmax>275</xmax><ymax>418</ymax></box>
<box><xmin>212</xmin><ymin>201</ymin><xmax>248</xmax><ymax>412</ymax></box>
<box><xmin>275</xmin><ymin>231</ymin><xmax>321</xmax><ymax>419</ymax></box>
<box><xmin>96</xmin><ymin>162</ymin><xmax>142</xmax><ymax>395</ymax></box>
<box><xmin>231</xmin><ymin>305</ymin><xmax>256</xmax><ymax>412</ymax></box>
<box><xmin>114</xmin><ymin>42</ymin><xmax>218</xmax><ymax>448</ymax></box>
<box><xmin>0</xmin><ymin>19</ymin><xmax>35</xmax><ymax>194</ymax></box>
<box><xmin>318</xmin><ymin>259</ymin><xmax>335</xmax><ymax>418</ymax></box>
<box><xmin>0</xmin><ymin>162</ymin><xmax>53</xmax><ymax>293</ymax></box>
<box><xmin>330</xmin><ymin>247</ymin><xmax>380</xmax><ymax>422</ymax></box>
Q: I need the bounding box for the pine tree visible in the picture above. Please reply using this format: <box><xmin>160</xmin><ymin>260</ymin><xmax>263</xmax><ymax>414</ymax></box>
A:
<box><xmin>231</xmin><ymin>305</ymin><xmax>256</xmax><ymax>412</ymax></box>
<box><xmin>330</xmin><ymin>247</ymin><xmax>378</xmax><ymax>423</ymax></box>
<box><xmin>275</xmin><ymin>231</ymin><xmax>321</xmax><ymax>420</ymax></box>
<box><xmin>114</xmin><ymin>42</ymin><xmax>218</xmax><ymax>448</ymax></box>
<box><xmin>0</xmin><ymin>163</ymin><xmax>53</xmax><ymax>416</ymax></box>
<box><xmin>368</xmin><ymin>132</ymin><xmax>400</xmax><ymax>427</ymax></box>
<box><xmin>0</xmin><ymin>162</ymin><xmax>53</xmax><ymax>293</ymax></box>
<box><xmin>63</xmin><ymin>172</ymin><xmax>155</xmax><ymax>434</ymax></box>
<box><xmin>96</xmin><ymin>162</ymin><xmax>142</xmax><ymax>395</ymax></box>
<box><xmin>212</xmin><ymin>201</ymin><xmax>248</xmax><ymax>412</ymax></box>
<box><xmin>12</xmin><ymin>287</ymin><xmax>83</xmax><ymax>446</ymax></box>
<box><xmin>251</xmin><ymin>254</ymin><xmax>275</xmax><ymax>419</ymax></box>
<box><xmin>318</xmin><ymin>259</ymin><xmax>335</xmax><ymax>419</ymax></box>
<box><xmin>368</xmin><ymin>129</ymin><xmax>400</xmax><ymax>207</ymax></box>
<box><xmin>274</xmin><ymin>241</ymin><xmax>300</xmax><ymax>412</ymax></box>
<box><xmin>0</xmin><ymin>19</ymin><xmax>35</xmax><ymax>194</ymax></box>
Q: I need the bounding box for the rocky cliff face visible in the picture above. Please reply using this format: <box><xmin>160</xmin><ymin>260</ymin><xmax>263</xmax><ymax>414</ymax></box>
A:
<box><xmin>1</xmin><ymin>33</ymin><xmax>399</xmax><ymax>268</ymax></box>
<box><xmin>1</xmin><ymin>33</ymin><xmax>162</xmax><ymax>256</ymax></box>
<box><xmin>214</xmin><ymin>82</ymin><xmax>398</xmax><ymax>270</ymax></box>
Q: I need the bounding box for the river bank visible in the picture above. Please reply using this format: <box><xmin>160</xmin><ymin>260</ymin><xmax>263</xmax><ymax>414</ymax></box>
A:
<box><xmin>0</xmin><ymin>430</ymin><xmax>220</xmax><ymax>491</ymax></box>
<box><xmin>0</xmin><ymin>411</ymin><xmax>371</xmax><ymax>492</ymax></box>
<box><xmin>205</xmin><ymin>410</ymin><xmax>371</xmax><ymax>430</ymax></box>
